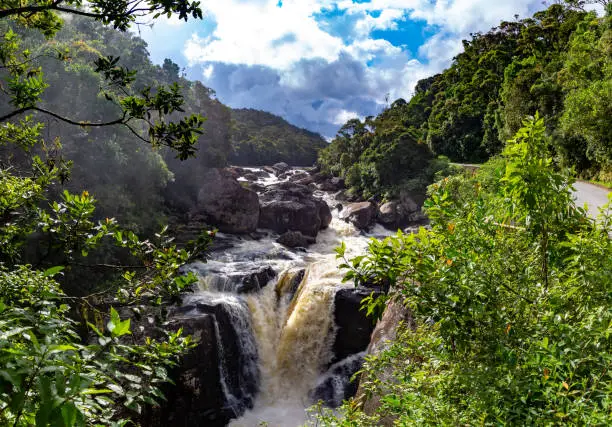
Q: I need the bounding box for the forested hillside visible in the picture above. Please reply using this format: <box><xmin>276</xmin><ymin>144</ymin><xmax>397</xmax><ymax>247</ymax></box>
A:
<box><xmin>321</xmin><ymin>2</ymin><xmax>612</xmax><ymax>198</ymax></box>
<box><xmin>230</xmin><ymin>109</ymin><xmax>327</xmax><ymax>166</ymax></box>
<box><xmin>0</xmin><ymin>15</ymin><xmax>326</xmax><ymax>233</ymax></box>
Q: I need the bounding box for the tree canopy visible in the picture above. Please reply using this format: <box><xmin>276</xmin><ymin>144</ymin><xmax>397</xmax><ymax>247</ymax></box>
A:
<box><xmin>324</xmin><ymin>3</ymin><xmax>612</xmax><ymax>184</ymax></box>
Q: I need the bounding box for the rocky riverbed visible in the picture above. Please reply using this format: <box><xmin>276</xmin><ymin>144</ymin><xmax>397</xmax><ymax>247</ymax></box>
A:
<box><xmin>145</xmin><ymin>165</ymin><xmax>428</xmax><ymax>426</ymax></box>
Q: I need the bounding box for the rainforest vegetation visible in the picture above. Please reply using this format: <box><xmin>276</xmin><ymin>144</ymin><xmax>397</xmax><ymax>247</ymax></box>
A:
<box><xmin>314</xmin><ymin>2</ymin><xmax>612</xmax><ymax>424</ymax></box>
<box><xmin>319</xmin><ymin>1</ymin><xmax>612</xmax><ymax>199</ymax></box>
<box><xmin>321</xmin><ymin>115</ymin><xmax>612</xmax><ymax>426</ymax></box>
<box><xmin>0</xmin><ymin>1</ymin><xmax>222</xmax><ymax>425</ymax></box>
<box><xmin>1</xmin><ymin>0</ymin><xmax>611</xmax><ymax>426</ymax></box>
<box><xmin>230</xmin><ymin>109</ymin><xmax>327</xmax><ymax>166</ymax></box>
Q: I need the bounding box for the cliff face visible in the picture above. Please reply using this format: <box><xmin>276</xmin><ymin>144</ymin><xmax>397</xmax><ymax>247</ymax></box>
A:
<box><xmin>355</xmin><ymin>299</ymin><xmax>415</xmax><ymax>425</ymax></box>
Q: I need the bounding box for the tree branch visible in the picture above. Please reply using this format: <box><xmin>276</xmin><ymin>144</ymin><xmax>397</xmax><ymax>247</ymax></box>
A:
<box><xmin>0</xmin><ymin>106</ymin><xmax>126</xmax><ymax>127</ymax></box>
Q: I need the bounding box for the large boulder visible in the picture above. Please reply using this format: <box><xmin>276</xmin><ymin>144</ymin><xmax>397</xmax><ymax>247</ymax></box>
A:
<box><xmin>354</xmin><ymin>300</ymin><xmax>415</xmax><ymax>425</ymax></box>
<box><xmin>273</xmin><ymin>162</ymin><xmax>290</xmax><ymax>174</ymax></box>
<box><xmin>318</xmin><ymin>177</ymin><xmax>345</xmax><ymax>192</ymax></box>
<box><xmin>339</xmin><ymin>202</ymin><xmax>376</xmax><ymax>230</ymax></box>
<box><xmin>310</xmin><ymin>353</ymin><xmax>365</xmax><ymax>408</ymax></box>
<box><xmin>236</xmin><ymin>266</ymin><xmax>277</xmax><ymax>294</ymax></box>
<box><xmin>258</xmin><ymin>182</ymin><xmax>332</xmax><ymax>237</ymax></box>
<box><xmin>141</xmin><ymin>298</ymin><xmax>260</xmax><ymax>427</ymax></box>
<box><xmin>263</xmin><ymin>166</ymin><xmax>277</xmax><ymax>175</ymax></box>
<box><xmin>311</xmin><ymin>172</ymin><xmax>330</xmax><ymax>184</ymax></box>
<box><xmin>242</xmin><ymin>173</ymin><xmax>259</xmax><ymax>182</ymax></box>
<box><xmin>195</xmin><ymin>169</ymin><xmax>259</xmax><ymax>234</ymax></box>
<box><xmin>377</xmin><ymin>194</ymin><xmax>424</xmax><ymax>229</ymax></box>
<box><xmin>276</xmin><ymin>230</ymin><xmax>316</xmax><ymax>248</ymax></box>
<box><xmin>331</xmin><ymin>287</ymin><xmax>382</xmax><ymax>365</ymax></box>
<box><xmin>287</xmin><ymin>171</ymin><xmax>310</xmax><ymax>183</ymax></box>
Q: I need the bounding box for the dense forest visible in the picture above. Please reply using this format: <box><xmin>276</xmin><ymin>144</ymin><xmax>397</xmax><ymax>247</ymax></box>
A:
<box><xmin>230</xmin><ymin>109</ymin><xmax>327</xmax><ymax>166</ymax></box>
<box><xmin>1</xmin><ymin>1</ymin><xmax>610</xmax><ymax>426</ymax></box>
<box><xmin>320</xmin><ymin>2</ymin><xmax>612</xmax><ymax>199</ymax></box>
<box><xmin>0</xmin><ymin>12</ymin><xmax>325</xmax><ymax>234</ymax></box>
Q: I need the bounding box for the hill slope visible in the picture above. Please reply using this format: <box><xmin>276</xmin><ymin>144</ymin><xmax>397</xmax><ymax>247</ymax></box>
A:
<box><xmin>230</xmin><ymin>109</ymin><xmax>328</xmax><ymax>166</ymax></box>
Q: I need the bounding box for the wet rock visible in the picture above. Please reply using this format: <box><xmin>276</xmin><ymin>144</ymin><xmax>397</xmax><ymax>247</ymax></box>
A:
<box><xmin>295</xmin><ymin>176</ymin><xmax>314</xmax><ymax>186</ymax></box>
<box><xmin>276</xmin><ymin>230</ymin><xmax>316</xmax><ymax>248</ymax></box>
<box><xmin>263</xmin><ymin>166</ymin><xmax>277</xmax><ymax>175</ymax></box>
<box><xmin>143</xmin><ymin>298</ymin><xmax>260</xmax><ymax>427</ymax></box>
<box><xmin>310</xmin><ymin>353</ymin><xmax>365</xmax><ymax>408</ymax></box>
<box><xmin>273</xmin><ymin>162</ymin><xmax>290</xmax><ymax>174</ymax></box>
<box><xmin>317</xmin><ymin>181</ymin><xmax>335</xmax><ymax>191</ymax></box>
<box><xmin>331</xmin><ymin>177</ymin><xmax>345</xmax><ymax>188</ymax></box>
<box><xmin>331</xmin><ymin>287</ymin><xmax>382</xmax><ymax>365</ymax></box>
<box><xmin>339</xmin><ymin>202</ymin><xmax>376</xmax><ymax>230</ymax></box>
<box><xmin>408</xmin><ymin>211</ymin><xmax>428</xmax><ymax>224</ymax></box>
<box><xmin>195</xmin><ymin>169</ymin><xmax>260</xmax><ymax>234</ymax></box>
<box><xmin>236</xmin><ymin>266</ymin><xmax>277</xmax><ymax>294</ymax></box>
<box><xmin>251</xmin><ymin>170</ymin><xmax>270</xmax><ymax>178</ymax></box>
<box><xmin>242</xmin><ymin>173</ymin><xmax>259</xmax><ymax>181</ymax></box>
<box><xmin>258</xmin><ymin>182</ymin><xmax>331</xmax><ymax>237</ymax></box>
<box><xmin>306</xmin><ymin>164</ymin><xmax>320</xmax><ymax>174</ymax></box>
<box><xmin>355</xmin><ymin>300</ymin><xmax>415</xmax><ymax>425</ymax></box>
<box><xmin>318</xmin><ymin>199</ymin><xmax>333</xmax><ymax>229</ymax></box>
<box><xmin>335</xmin><ymin>203</ymin><xmax>343</xmax><ymax>211</ymax></box>
<box><xmin>317</xmin><ymin>177</ymin><xmax>342</xmax><ymax>192</ymax></box>
<box><xmin>275</xmin><ymin>268</ymin><xmax>305</xmax><ymax>301</ymax></box>
<box><xmin>226</xmin><ymin>167</ymin><xmax>245</xmax><ymax>179</ymax></box>
<box><xmin>377</xmin><ymin>201</ymin><xmax>399</xmax><ymax>225</ymax></box>
<box><xmin>377</xmin><ymin>194</ymin><xmax>425</xmax><ymax>230</ymax></box>
<box><xmin>312</xmin><ymin>172</ymin><xmax>329</xmax><ymax>184</ymax></box>
<box><xmin>288</xmin><ymin>171</ymin><xmax>309</xmax><ymax>182</ymax></box>
<box><xmin>245</xmin><ymin>182</ymin><xmax>265</xmax><ymax>193</ymax></box>
<box><xmin>141</xmin><ymin>314</ymin><xmax>227</xmax><ymax>427</ymax></box>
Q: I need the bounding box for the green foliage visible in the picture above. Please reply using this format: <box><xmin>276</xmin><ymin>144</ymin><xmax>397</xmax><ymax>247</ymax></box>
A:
<box><xmin>317</xmin><ymin>116</ymin><xmax>612</xmax><ymax>425</ymax></box>
<box><xmin>0</xmin><ymin>3</ymin><xmax>215</xmax><ymax>425</ymax></box>
<box><xmin>327</xmin><ymin>4</ymin><xmax>610</xmax><ymax>185</ymax></box>
<box><xmin>0</xmin><ymin>266</ymin><xmax>194</xmax><ymax>426</ymax></box>
<box><xmin>230</xmin><ymin>108</ymin><xmax>328</xmax><ymax>166</ymax></box>
<box><xmin>318</xmin><ymin>101</ymin><xmax>449</xmax><ymax>200</ymax></box>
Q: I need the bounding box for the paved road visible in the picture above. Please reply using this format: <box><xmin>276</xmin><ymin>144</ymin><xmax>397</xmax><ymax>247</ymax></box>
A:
<box><xmin>453</xmin><ymin>164</ymin><xmax>610</xmax><ymax>218</ymax></box>
<box><xmin>573</xmin><ymin>181</ymin><xmax>611</xmax><ymax>218</ymax></box>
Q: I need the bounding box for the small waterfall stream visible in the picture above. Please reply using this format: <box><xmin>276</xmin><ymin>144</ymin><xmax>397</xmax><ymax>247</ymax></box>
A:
<box><xmin>182</xmin><ymin>168</ymin><xmax>393</xmax><ymax>426</ymax></box>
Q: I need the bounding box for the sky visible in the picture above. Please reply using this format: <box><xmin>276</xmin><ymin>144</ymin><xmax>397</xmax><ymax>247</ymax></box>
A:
<box><xmin>134</xmin><ymin>0</ymin><xmax>592</xmax><ymax>138</ymax></box>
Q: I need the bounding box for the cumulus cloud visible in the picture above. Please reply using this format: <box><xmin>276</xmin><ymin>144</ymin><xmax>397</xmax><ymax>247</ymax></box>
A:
<box><xmin>142</xmin><ymin>0</ymin><xmax>552</xmax><ymax>137</ymax></box>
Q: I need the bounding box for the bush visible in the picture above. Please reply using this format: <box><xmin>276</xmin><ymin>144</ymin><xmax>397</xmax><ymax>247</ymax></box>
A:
<box><xmin>317</xmin><ymin>115</ymin><xmax>612</xmax><ymax>425</ymax></box>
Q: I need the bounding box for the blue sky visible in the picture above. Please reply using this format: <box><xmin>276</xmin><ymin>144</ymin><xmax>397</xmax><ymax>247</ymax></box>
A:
<box><xmin>136</xmin><ymin>0</ymin><xmax>560</xmax><ymax>137</ymax></box>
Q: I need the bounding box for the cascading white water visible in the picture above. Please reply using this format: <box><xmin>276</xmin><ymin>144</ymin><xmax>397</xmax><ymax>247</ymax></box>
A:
<box><xmin>186</xmin><ymin>167</ymin><xmax>395</xmax><ymax>426</ymax></box>
<box><xmin>231</xmin><ymin>259</ymin><xmax>351</xmax><ymax>427</ymax></box>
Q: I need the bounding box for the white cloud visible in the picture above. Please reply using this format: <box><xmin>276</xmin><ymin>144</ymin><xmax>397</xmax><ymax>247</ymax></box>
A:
<box><xmin>333</xmin><ymin>109</ymin><xmax>362</xmax><ymax>125</ymax></box>
<box><xmin>353</xmin><ymin>8</ymin><xmax>407</xmax><ymax>37</ymax></box>
<box><xmin>184</xmin><ymin>0</ymin><xmax>343</xmax><ymax>69</ymax></box>
<box><xmin>150</xmin><ymin>0</ymin><xmax>553</xmax><ymax>136</ymax></box>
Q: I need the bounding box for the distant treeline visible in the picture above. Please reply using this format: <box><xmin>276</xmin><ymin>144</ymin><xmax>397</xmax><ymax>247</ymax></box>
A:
<box><xmin>230</xmin><ymin>109</ymin><xmax>328</xmax><ymax>166</ymax></box>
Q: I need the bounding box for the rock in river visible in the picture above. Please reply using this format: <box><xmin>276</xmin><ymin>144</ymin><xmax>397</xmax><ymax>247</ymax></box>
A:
<box><xmin>276</xmin><ymin>230</ymin><xmax>316</xmax><ymax>248</ymax></box>
<box><xmin>258</xmin><ymin>182</ymin><xmax>332</xmax><ymax>237</ymax></box>
<box><xmin>196</xmin><ymin>168</ymin><xmax>260</xmax><ymax>234</ymax></box>
<box><xmin>339</xmin><ymin>201</ymin><xmax>377</xmax><ymax>230</ymax></box>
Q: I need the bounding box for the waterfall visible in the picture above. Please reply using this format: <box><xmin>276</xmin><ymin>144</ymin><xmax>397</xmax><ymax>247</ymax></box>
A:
<box><xmin>230</xmin><ymin>258</ymin><xmax>352</xmax><ymax>426</ymax></box>
<box><xmin>179</xmin><ymin>167</ymin><xmax>396</xmax><ymax>426</ymax></box>
<box><xmin>182</xmin><ymin>293</ymin><xmax>260</xmax><ymax>416</ymax></box>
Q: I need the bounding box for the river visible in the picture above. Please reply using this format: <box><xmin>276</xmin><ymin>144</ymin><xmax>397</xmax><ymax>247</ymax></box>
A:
<box><xmin>182</xmin><ymin>167</ymin><xmax>393</xmax><ymax>426</ymax></box>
